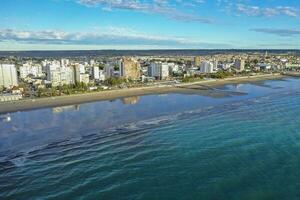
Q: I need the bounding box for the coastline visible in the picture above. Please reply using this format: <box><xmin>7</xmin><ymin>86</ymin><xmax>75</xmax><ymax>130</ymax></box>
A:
<box><xmin>0</xmin><ymin>73</ymin><xmax>285</xmax><ymax>114</ymax></box>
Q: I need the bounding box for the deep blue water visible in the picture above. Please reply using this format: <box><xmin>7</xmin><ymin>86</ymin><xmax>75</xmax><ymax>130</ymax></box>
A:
<box><xmin>1</xmin><ymin>78</ymin><xmax>300</xmax><ymax>199</ymax></box>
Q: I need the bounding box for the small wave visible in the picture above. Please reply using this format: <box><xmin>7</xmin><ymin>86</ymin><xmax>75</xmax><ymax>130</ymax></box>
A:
<box><xmin>10</xmin><ymin>156</ymin><xmax>26</xmax><ymax>167</ymax></box>
<box><xmin>3</xmin><ymin>89</ymin><xmax>300</xmax><ymax>168</ymax></box>
<box><xmin>0</xmin><ymin>160</ymin><xmax>16</xmax><ymax>171</ymax></box>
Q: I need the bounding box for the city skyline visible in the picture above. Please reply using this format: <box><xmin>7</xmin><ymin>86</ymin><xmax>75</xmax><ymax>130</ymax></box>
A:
<box><xmin>1</xmin><ymin>0</ymin><xmax>300</xmax><ymax>50</ymax></box>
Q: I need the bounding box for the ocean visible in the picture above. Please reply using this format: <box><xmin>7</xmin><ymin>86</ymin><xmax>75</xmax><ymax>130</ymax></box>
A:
<box><xmin>1</xmin><ymin>77</ymin><xmax>300</xmax><ymax>199</ymax></box>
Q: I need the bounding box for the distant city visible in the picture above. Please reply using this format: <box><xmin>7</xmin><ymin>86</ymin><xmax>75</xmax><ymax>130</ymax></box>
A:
<box><xmin>1</xmin><ymin>50</ymin><xmax>300</xmax><ymax>102</ymax></box>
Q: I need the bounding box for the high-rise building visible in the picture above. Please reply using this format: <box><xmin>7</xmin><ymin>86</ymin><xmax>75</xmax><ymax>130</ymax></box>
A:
<box><xmin>234</xmin><ymin>59</ymin><xmax>245</xmax><ymax>71</ymax></box>
<box><xmin>120</xmin><ymin>58</ymin><xmax>141</xmax><ymax>80</ymax></box>
<box><xmin>200</xmin><ymin>61</ymin><xmax>214</xmax><ymax>73</ymax></box>
<box><xmin>213</xmin><ymin>59</ymin><xmax>219</xmax><ymax>71</ymax></box>
<box><xmin>92</xmin><ymin>66</ymin><xmax>100</xmax><ymax>80</ymax></box>
<box><xmin>148</xmin><ymin>64</ymin><xmax>155</xmax><ymax>77</ymax></box>
<box><xmin>46</xmin><ymin>61</ymin><xmax>61</xmax><ymax>87</ymax></box>
<box><xmin>0</xmin><ymin>64</ymin><xmax>18</xmax><ymax>88</ymax></box>
<box><xmin>60</xmin><ymin>67</ymin><xmax>75</xmax><ymax>85</ymax></box>
<box><xmin>74</xmin><ymin>64</ymin><xmax>90</xmax><ymax>84</ymax></box>
<box><xmin>46</xmin><ymin>61</ymin><xmax>75</xmax><ymax>87</ymax></box>
<box><xmin>104</xmin><ymin>64</ymin><xmax>114</xmax><ymax>78</ymax></box>
<box><xmin>60</xmin><ymin>59</ymin><xmax>70</xmax><ymax>67</ymax></box>
<box><xmin>20</xmin><ymin>63</ymin><xmax>42</xmax><ymax>78</ymax></box>
<box><xmin>194</xmin><ymin>56</ymin><xmax>201</xmax><ymax>67</ymax></box>
<box><xmin>149</xmin><ymin>62</ymin><xmax>169</xmax><ymax>80</ymax></box>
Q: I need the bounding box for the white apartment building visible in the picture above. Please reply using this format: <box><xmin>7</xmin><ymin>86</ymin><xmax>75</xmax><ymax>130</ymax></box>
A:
<box><xmin>60</xmin><ymin>59</ymin><xmax>70</xmax><ymax>67</ymax></box>
<box><xmin>46</xmin><ymin>61</ymin><xmax>75</xmax><ymax>87</ymax></box>
<box><xmin>46</xmin><ymin>61</ymin><xmax>61</xmax><ymax>87</ymax></box>
<box><xmin>20</xmin><ymin>63</ymin><xmax>43</xmax><ymax>79</ymax></box>
<box><xmin>200</xmin><ymin>61</ymin><xmax>214</xmax><ymax>73</ymax></box>
<box><xmin>0</xmin><ymin>64</ymin><xmax>18</xmax><ymax>88</ymax></box>
<box><xmin>99</xmin><ymin>70</ymin><xmax>106</xmax><ymax>81</ymax></box>
<box><xmin>60</xmin><ymin>67</ymin><xmax>75</xmax><ymax>85</ymax></box>
<box><xmin>75</xmin><ymin>64</ymin><xmax>90</xmax><ymax>84</ymax></box>
<box><xmin>92</xmin><ymin>66</ymin><xmax>100</xmax><ymax>80</ymax></box>
<box><xmin>149</xmin><ymin>62</ymin><xmax>169</xmax><ymax>80</ymax></box>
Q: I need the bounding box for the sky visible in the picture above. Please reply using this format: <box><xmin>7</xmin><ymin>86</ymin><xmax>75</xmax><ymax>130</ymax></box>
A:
<box><xmin>0</xmin><ymin>0</ymin><xmax>299</xmax><ymax>50</ymax></box>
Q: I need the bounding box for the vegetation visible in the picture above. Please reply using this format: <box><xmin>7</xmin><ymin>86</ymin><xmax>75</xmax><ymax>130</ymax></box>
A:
<box><xmin>182</xmin><ymin>74</ymin><xmax>204</xmax><ymax>83</ymax></box>
<box><xmin>104</xmin><ymin>77</ymin><xmax>127</xmax><ymax>86</ymax></box>
<box><xmin>113</xmin><ymin>64</ymin><xmax>120</xmax><ymax>71</ymax></box>
<box><xmin>36</xmin><ymin>82</ymin><xmax>95</xmax><ymax>97</ymax></box>
<box><xmin>182</xmin><ymin>71</ymin><xmax>234</xmax><ymax>83</ymax></box>
<box><xmin>209</xmin><ymin>71</ymin><xmax>233</xmax><ymax>79</ymax></box>
<box><xmin>99</xmin><ymin>64</ymin><xmax>105</xmax><ymax>70</ymax></box>
<box><xmin>253</xmin><ymin>59</ymin><xmax>259</xmax><ymax>65</ymax></box>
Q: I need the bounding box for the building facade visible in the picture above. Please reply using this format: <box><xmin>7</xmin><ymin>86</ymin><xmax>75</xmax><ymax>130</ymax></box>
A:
<box><xmin>234</xmin><ymin>59</ymin><xmax>245</xmax><ymax>71</ymax></box>
<box><xmin>20</xmin><ymin>63</ymin><xmax>43</xmax><ymax>79</ymax></box>
<box><xmin>92</xmin><ymin>66</ymin><xmax>100</xmax><ymax>80</ymax></box>
<box><xmin>75</xmin><ymin>64</ymin><xmax>90</xmax><ymax>84</ymax></box>
<box><xmin>0</xmin><ymin>64</ymin><xmax>18</xmax><ymax>88</ymax></box>
<box><xmin>46</xmin><ymin>61</ymin><xmax>61</xmax><ymax>87</ymax></box>
<box><xmin>194</xmin><ymin>56</ymin><xmax>201</xmax><ymax>67</ymax></box>
<box><xmin>149</xmin><ymin>62</ymin><xmax>169</xmax><ymax>80</ymax></box>
<box><xmin>200</xmin><ymin>61</ymin><xmax>214</xmax><ymax>73</ymax></box>
<box><xmin>120</xmin><ymin>58</ymin><xmax>141</xmax><ymax>80</ymax></box>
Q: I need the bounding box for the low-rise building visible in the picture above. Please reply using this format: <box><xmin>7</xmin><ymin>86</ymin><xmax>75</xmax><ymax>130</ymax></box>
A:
<box><xmin>0</xmin><ymin>94</ymin><xmax>22</xmax><ymax>102</ymax></box>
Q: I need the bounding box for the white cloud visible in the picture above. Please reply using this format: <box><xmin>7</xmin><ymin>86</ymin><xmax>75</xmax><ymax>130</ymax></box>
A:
<box><xmin>0</xmin><ymin>28</ymin><xmax>233</xmax><ymax>48</ymax></box>
<box><xmin>77</xmin><ymin>0</ymin><xmax>214</xmax><ymax>23</ymax></box>
<box><xmin>217</xmin><ymin>1</ymin><xmax>299</xmax><ymax>18</ymax></box>
<box><xmin>236</xmin><ymin>4</ymin><xmax>299</xmax><ymax>17</ymax></box>
<box><xmin>250</xmin><ymin>28</ymin><xmax>300</xmax><ymax>37</ymax></box>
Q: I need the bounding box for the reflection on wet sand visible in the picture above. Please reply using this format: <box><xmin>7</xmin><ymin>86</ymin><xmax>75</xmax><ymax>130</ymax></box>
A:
<box><xmin>121</xmin><ymin>96</ymin><xmax>140</xmax><ymax>105</ymax></box>
<box><xmin>52</xmin><ymin>105</ymin><xmax>80</xmax><ymax>113</ymax></box>
<box><xmin>175</xmin><ymin>84</ymin><xmax>247</xmax><ymax>98</ymax></box>
<box><xmin>0</xmin><ymin>78</ymin><xmax>300</xmax><ymax>155</ymax></box>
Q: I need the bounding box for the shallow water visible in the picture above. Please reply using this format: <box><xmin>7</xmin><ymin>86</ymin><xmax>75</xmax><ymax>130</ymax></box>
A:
<box><xmin>1</xmin><ymin>78</ymin><xmax>300</xmax><ymax>199</ymax></box>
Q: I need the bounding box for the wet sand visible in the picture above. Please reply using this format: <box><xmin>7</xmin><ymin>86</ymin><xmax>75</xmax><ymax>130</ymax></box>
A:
<box><xmin>0</xmin><ymin>74</ymin><xmax>285</xmax><ymax>114</ymax></box>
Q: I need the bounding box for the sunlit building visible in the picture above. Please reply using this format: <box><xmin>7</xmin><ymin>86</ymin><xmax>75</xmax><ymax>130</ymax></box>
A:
<box><xmin>149</xmin><ymin>62</ymin><xmax>169</xmax><ymax>80</ymax></box>
<box><xmin>120</xmin><ymin>58</ymin><xmax>141</xmax><ymax>80</ymax></box>
<box><xmin>92</xmin><ymin>66</ymin><xmax>100</xmax><ymax>80</ymax></box>
<box><xmin>234</xmin><ymin>59</ymin><xmax>245</xmax><ymax>71</ymax></box>
<box><xmin>200</xmin><ymin>61</ymin><xmax>214</xmax><ymax>73</ymax></box>
<box><xmin>0</xmin><ymin>64</ymin><xmax>18</xmax><ymax>88</ymax></box>
<box><xmin>75</xmin><ymin>64</ymin><xmax>90</xmax><ymax>84</ymax></box>
<box><xmin>194</xmin><ymin>56</ymin><xmax>201</xmax><ymax>67</ymax></box>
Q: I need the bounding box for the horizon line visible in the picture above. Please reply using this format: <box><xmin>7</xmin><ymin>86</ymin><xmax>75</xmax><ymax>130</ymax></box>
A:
<box><xmin>0</xmin><ymin>48</ymin><xmax>300</xmax><ymax>52</ymax></box>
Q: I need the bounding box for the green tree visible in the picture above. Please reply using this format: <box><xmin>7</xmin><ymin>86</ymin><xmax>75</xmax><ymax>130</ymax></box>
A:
<box><xmin>99</xmin><ymin>64</ymin><xmax>105</xmax><ymax>70</ymax></box>
<box><xmin>114</xmin><ymin>64</ymin><xmax>120</xmax><ymax>71</ymax></box>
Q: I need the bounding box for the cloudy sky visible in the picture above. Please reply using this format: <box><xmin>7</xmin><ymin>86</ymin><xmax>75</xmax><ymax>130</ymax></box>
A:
<box><xmin>0</xmin><ymin>0</ymin><xmax>300</xmax><ymax>50</ymax></box>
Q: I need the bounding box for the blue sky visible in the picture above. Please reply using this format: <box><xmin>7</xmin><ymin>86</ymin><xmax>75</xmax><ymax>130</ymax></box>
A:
<box><xmin>0</xmin><ymin>0</ymin><xmax>299</xmax><ymax>50</ymax></box>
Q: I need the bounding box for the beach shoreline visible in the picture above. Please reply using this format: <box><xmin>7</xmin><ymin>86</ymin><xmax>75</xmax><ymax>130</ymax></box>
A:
<box><xmin>0</xmin><ymin>73</ymin><xmax>286</xmax><ymax>114</ymax></box>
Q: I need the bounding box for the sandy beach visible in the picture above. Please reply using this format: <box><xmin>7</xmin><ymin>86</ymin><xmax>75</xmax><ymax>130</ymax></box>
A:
<box><xmin>0</xmin><ymin>73</ymin><xmax>285</xmax><ymax>114</ymax></box>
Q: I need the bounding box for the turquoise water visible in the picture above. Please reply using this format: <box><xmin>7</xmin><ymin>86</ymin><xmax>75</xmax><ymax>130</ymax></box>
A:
<box><xmin>1</xmin><ymin>78</ymin><xmax>300</xmax><ymax>199</ymax></box>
